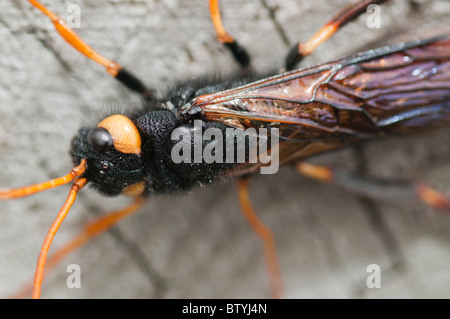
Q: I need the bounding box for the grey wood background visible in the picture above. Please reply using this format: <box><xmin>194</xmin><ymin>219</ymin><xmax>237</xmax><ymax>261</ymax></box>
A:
<box><xmin>0</xmin><ymin>0</ymin><xmax>449</xmax><ymax>298</ymax></box>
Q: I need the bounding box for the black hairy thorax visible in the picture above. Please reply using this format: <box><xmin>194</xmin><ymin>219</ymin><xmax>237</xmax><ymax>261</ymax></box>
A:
<box><xmin>71</xmin><ymin>72</ymin><xmax>275</xmax><ymax>196</ymax></box>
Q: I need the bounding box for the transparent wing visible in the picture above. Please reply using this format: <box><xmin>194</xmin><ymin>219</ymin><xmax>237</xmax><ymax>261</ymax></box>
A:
<box><xmin>180</xmin><ymin>36</ymin><xmax>450</xmax><ymax>173</ymax></box>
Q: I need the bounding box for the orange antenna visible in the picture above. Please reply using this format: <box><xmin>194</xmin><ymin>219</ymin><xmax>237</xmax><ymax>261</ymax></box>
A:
<box><xmin>0</xmin><ymin>159</ymin><xmax>87</xmax><ymax>199</ymax></box>
<box><xmin>12</xmin><ymin>195</ymin><xmax>146</xmax><ymax>299</ymax></box>
<box><xmin>32</xmin><ymin>177</ymin><xmax>88</xmax><ymax>299</ymax></box>
<box><xmin>0</xmin><ymin>159</ymin><xmax>87</xmax><ymax>298</ymax></box>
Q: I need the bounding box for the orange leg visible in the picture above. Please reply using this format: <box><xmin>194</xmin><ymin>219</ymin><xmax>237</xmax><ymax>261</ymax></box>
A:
<box><xmin>13</xmin><ymin>196</ymin><xmax>146</xmax><ymax>299</ymax></box>
<box><xmin>415</xmin><ymin>183</ymin><xmax>450</xmax><ymax>211</ymax></box>
<box><xmin>296</xmin><ymin>162</ymin><xmax>450</xmax><ymax>211</ymax></box>
<box><xmin>209</xmin><ymin>0</ymin><xmax>250</xmax><ymax>68</ymax></box>
<box><xmin>237</xmin><ymin>177</ymin><xmax>283</xmax><ymax>299</ymax></box>
<box><xmin>28</xmin><ymin>0</ymin><xmax>152</xmax><ymax>98</ymax></box>
<box><xmin>285</xmin><ymin>0</ymin><xmax>390</xmax><ymax>70</ymax></box>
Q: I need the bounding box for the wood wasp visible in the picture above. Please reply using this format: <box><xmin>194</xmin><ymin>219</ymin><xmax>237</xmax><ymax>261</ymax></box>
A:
<box><xmin>2</xmin><ymin>0</ymin><xmax>450</xmax><ymax>300</ymax></box>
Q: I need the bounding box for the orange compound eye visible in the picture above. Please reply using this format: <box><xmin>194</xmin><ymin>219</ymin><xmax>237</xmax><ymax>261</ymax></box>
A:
<box><xmin>97</xmin><ymin>114</ymin><xmax>141</xmax><ymax>155</ymax></box>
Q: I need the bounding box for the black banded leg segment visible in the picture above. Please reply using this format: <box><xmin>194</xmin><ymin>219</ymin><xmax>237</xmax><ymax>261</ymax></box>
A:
<box><xmin>286</xmin><ymin>0</ymin><xmax>391</xmax><ymax>70</ymax></box>
<box><xmin>209</xmin><ymin>0</ymin><xmax>251</xmax><ymax>68</ymax></box>
<box><xmin>296</xmin><ymin>162</ymin><xmax>450</xmax><ymax>211</ymax></box>
<box><xmin>115</xmin><ymin>68</ymin><xmax>155</xmax><ymax>101</ymax></box>
<box><xmin>28</xmin><ymin>0</ymin><xmax>155</xmax><ymax>101</ymax></box>
<box><xmin>223</xmin><ymin>42</ymin><xmax>251</xmax><ymax>68</ymax></box>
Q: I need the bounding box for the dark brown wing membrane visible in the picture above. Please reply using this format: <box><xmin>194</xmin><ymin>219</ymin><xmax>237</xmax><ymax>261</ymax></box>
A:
<box><xmin>180</xmin><ymin>36</ymin><xmax>450</xmax><ymax>172</ymax></box>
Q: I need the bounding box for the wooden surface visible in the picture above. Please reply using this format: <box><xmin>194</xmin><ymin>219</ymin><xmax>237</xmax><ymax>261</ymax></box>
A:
<box><xmin>0</xmin><ymin>0</ymin><xmax>449</xmax><ymax>298</ymax></box>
